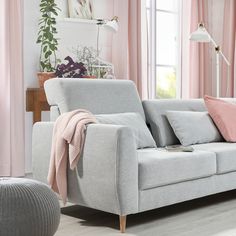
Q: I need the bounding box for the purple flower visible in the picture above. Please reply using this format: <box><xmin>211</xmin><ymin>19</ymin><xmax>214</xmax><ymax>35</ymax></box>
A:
<box><xmin>55</xmin><ymin>56</ymin><xmax>87</xmax><ymax>78</ymax></box>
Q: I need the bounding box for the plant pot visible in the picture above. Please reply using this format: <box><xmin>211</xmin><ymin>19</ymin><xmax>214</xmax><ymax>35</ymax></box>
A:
<box><xmin>82</xmin><ymin>75</ymin><xmax>97</xmax><ymax>79</ymax></box>
<box><xmin>37</xmin><ymin>72</ymin><xmax>56</xmax><ymax>88</ymax></box>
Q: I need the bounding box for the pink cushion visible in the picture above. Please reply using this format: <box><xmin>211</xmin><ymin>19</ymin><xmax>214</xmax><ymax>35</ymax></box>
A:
<box><xmin>204</xmin><ymin>95</ymin><xmax>236</xmax><ymax>142</ymax></box>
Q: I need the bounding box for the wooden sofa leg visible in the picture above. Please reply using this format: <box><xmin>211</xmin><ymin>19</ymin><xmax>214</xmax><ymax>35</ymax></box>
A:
<box><xmin>119</xmin><ymin>215</ymin><xmax>127</xmax><ymax>233</ymax></box>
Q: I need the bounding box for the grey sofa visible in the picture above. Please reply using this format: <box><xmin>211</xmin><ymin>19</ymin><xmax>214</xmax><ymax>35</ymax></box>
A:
<box><xmin>33</xmin><ymin>78</ymin><xmax>236</xmax><ymax>233</ymax></box>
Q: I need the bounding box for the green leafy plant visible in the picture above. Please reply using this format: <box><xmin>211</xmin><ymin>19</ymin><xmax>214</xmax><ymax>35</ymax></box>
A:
<box><xmin>36</xmin><ymin>0</ymin><xmax>60</xmax><ymax>72</ymax></box>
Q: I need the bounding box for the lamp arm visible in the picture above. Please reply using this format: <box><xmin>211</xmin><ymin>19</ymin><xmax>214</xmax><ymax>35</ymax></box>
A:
<box><xmin>194</xmin><ymin>24</ymin><xmax>231</xmax><ymax>97</ymax></box>
<box><xmin>209</xmin><ymin>37</ymin><xmax>230</xmax><ymax>66</ymax></box>
<box><xmin>219</xmin><ymin>51</ymin><xmax>230</xmax><ymax>66</ymax></box>
<box><xmin>209</xmin><ymin>36</ymin><xmax>218</xmax><ymax>48</ymax></box>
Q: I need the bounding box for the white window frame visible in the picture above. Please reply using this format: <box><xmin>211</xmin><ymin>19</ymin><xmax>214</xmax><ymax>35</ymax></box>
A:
<box><xmin>147</xmin><ymin>0</ymin><xmax>181</xmax><ymax>99</ymax></box>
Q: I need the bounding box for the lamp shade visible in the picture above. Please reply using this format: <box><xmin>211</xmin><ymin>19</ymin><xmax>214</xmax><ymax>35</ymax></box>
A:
<box><xmin>189</xmin><ymin>25</ymin><xmax>211</xmax><ymax>42</ymax></box>
<box><xmin>104</xmin><ymin>16</ymin><xmax>119</xmax><ymax>33</ymax></box>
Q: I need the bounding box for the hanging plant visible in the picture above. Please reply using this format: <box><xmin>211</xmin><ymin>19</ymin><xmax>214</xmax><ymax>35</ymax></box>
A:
<box><xmin>36</xmin><ymin>0</ymin><xmax>61</xmax><ymax>72</ymax></box>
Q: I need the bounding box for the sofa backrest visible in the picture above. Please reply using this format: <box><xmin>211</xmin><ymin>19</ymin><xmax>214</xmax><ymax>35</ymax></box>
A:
<box><xmin>143</xmin><ymin>98</ymin><xmax>236</xmax><ymax>147</ymax></box>
<box><xmin>44</xmin><ymin>78</ymin><xmax>145</xmax><ymax>120</ymax></box>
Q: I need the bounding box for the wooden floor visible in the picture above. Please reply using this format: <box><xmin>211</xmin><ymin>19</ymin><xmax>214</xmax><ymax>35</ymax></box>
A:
<box><xmin>55</xmin><ymin>191</ymin><xmax>236</xmax><ymax>236</ymax></box>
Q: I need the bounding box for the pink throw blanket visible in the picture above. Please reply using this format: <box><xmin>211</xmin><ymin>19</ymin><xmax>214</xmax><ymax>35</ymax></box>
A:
<box><xmin>47</xmin><ymin>109</ymin><xmax>97</xmax><ymax>204</ymax></box>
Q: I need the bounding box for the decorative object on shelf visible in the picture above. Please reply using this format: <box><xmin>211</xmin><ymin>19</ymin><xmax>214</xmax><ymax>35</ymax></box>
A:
<box><xmin>68</xmin><ymin>0</ymin><xmax>93</xmax><ymax>19</ymax></box>
<box><xmin>55</xmin><ymin>56</ymin><xmax>87</xmax><ymax>78</ymax></box>
<box><xmin>190</xmin><ymin>22</ymin><xmax>231</xmax><ymax>97</ymax></box>
<box><xmin>71</xmin><ymin>45</ymin><xmax>115</xmax><ymax>79</ymax></box>
<box><xmin>95</xmin><ymin>16</ymin><xmax>119</xmax><ymax>78</ymax></box>
<box><xmin>72</xmin><ymin>45</ymin><xmax>97</xmax><ymax>74</ymax></box>
<box><xmin>36</xmin><ymin>0</ymin><xmax>61</xmax><ymax>87</ymax></box>
<box><xmin>90</xmin><ymin>59</ymin><xmax>115</xmax><ymax>79</ymax></box>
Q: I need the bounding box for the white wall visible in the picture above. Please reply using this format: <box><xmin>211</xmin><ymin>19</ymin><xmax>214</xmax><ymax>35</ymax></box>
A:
<box><xmin>24</xmin><ymin>0</ymin><xmax>114</xmax><ymax>173</ymax></box>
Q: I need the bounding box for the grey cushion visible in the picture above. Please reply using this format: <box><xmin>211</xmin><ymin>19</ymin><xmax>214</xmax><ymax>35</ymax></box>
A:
<box><xmin>96</xmin><ymin>113</ymin><xmax>156</xmax><ymax>149</ymax></box>
<box><xmin>44</xmin><ymin>78</ymin><xmax>145</xmax><ymax>120</ymax></box>
<box><xmin>166</xmin><ymin>111</ymin><xmax>223</xmax><ymax>146</ymax></box>
<box><xmin>142</xmin><ymin>99</ymin><xmax>206</xmax><ymax>147</ymax></box>
<box><xmin>193</xmin><ymin>142</ymin><xmax>236</xmax><ymax>174</ymax></box>
<box><xmin>0</xmin><ymin>178</ymin><xmax>60</xmax><ymax>236</ymax></box>
<box><xmin>138</xmin><ymin>149</ymin><xmax>216</xmax><ymax>190</ymax></box>
<box><xmin>143</xmin><ymin>99</ymin><xmax>236</xmax><ymax>147</ymax></box>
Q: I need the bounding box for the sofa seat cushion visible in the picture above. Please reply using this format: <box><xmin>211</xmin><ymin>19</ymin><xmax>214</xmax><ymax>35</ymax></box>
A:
<box><xmin>138</xmin><ymin>149</ymin><xmax>216</xmax><ymax>190</ymax></box>
<box><xmin>192</xmin><ymin>142</ymin><xmax>236</xmax><ymax>174</ymax></box>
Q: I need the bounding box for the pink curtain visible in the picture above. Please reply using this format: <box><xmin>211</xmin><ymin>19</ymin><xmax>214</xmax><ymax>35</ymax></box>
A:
<box><xmin>221</xmin><ymin>0</ymin><xmax>236</xmax><ymax>97</ymax></box>
<box><xmin>181</xmin><ymin>0</ymin><xmax>212</xmax><ymax>98</ymax></box>
<box><xmin>0</xmin><ymin>0</ymin><xmax>25</xmax><ymax>176</ymax></box>
<box><xmin>112</xmin><ymin>0</ymin><xmax>148</xmax><ymax>99</ymax></box>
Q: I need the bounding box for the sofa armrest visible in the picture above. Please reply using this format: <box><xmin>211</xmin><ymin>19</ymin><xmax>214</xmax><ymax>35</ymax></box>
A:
<box><xmin>68</xmin><ymin>124</ymin><xmax>138</xmax><ymax>216</ymax></box>
<box><xmin>32</xmin><ymin>122</ymin><xmax>54</xmax><ymax>184</ymax></box>
<box><xmin>32</xmin><ymin>122</ymin><xmax>138</xmax><ymax>216</ymax></box>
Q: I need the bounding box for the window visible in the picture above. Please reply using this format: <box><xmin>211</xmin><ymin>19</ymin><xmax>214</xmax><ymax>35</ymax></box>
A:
<box><xmin>146</xmin><ymin>0</ymin><xmax>181</xmax><ymax>98</ymax></box>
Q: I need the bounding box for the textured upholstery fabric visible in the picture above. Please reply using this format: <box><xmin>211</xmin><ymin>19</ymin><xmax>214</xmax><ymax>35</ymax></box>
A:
<box><xmin>192</xmin><ymin>142</ymin><xmax>236</xmax><ymax>174</ymax></box>
<box><xmin>33</xmin><ymin>122</ymin><xmax>139</xmax><ymax>216</ymax></box>
<box><xmin>139</xmin><ymin>171</ymin><xmax>236</xmax><ymax>213</ymax></box>
<box><xmin>142</xmin><ymin>99</ymin><xmax>206</xmax><ymax>147</ymax></box>
<box><xmin>0</xmin><ymin>178</ymin><xmax>60</xmax><ymax>236</ymax></box>
<box><xmin>96</xmin><ymin>113</ymin><xmax>156</xmax><ymax>149</ymax></box>
<box><xmin>143</xmin><ymin>99</ymin><xmax>236</xmax><ymax>147</ymax></box>
<box><xmin>44</xmin><ymin>78</ymin><xmax>145</xmax><ymax>119</ymax></box>
<box><xmin>67</xmin><ymin>124</ymin><xmax>138</xmax><ymax>216</ymax></box>
<box><xmin>33</xmin><ymin>81</ymin><xmax>236</xmax><ymax>219</ymax></box>
<box><xmin>138</xmin><ymin>149</ymin><xmax>216</xmax><ymax>190</ymax></box>
<box><xmin>33</xmin><ymin>122</ymin><xmax>54</xmax><ymax>184</ymax></box>
<box><xmin>166</xmin><ymin>111</ymin><xmax>222</xmax><ymax>146</ymax></box>
<box><xmin>33</xmin><ymin>122</ymin><xmax>236</xmax><ymax>217</ymax></box>
<box><xmin>50</xmin><ymin>106</ymin><xmax>60</xmax><ymax>121</ymax></box>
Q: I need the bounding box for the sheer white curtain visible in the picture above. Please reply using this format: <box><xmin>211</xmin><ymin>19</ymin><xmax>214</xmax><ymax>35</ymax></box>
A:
<box><xmin>0</xmin><ymin>0</ymin><xmax>25</xmax><ymax>176</ymax></box>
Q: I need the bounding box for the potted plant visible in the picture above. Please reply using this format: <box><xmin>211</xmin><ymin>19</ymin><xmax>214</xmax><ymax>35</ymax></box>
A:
<box><xmin>36</xmin><ymin>0</ymin><xmax>60</xmax><ymax>87</ymax></box>
<box><xmin>55</xmin><ymin>56</ymin><xmax>88</xmax><ymax>78</ymax></box>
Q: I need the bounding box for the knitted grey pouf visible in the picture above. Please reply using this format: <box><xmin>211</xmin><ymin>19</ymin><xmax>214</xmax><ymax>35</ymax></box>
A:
<box><xmin>0</xmin><ymin>178</ymin><xmax>60</xmax><ymax>236</ymax></box>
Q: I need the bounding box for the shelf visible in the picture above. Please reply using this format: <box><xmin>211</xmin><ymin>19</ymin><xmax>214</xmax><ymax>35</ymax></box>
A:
<box><xmin>57</xmin><ymin>18</ymin><xmax>99</xmax><ymax>25</ymax></box>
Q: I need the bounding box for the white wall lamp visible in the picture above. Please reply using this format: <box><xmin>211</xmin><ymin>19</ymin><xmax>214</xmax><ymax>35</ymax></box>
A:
<box><xmin>190</xmin><ymin>22</ymin><xmax>230</xmax><ymax>97</ymax></box>
<box><xmin>95</xmin><ymin>16</ymin><xmax>118</xmax><ymax>78</ymax></box>
<box><xmin>96</xmin><ymin>16</ymin><xmax>118</xmax><ymax>56</ymax></box>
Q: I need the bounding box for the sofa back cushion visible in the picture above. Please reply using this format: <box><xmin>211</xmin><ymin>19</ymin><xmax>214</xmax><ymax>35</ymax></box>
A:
<box><xmin>142</xmin><ymin>99</ymin><xmax>207</xmax><ymax>147</ymax></box>
<box><xmin>166</xmin><ymin>111</ymin><xmax>223</xmax><ymax>146</ymax></box>
<box><xmin>143</xmin><ymin>99</ymin><xmax>236</xmax><ymax>147</ymax></box>
<box><xmin>44</xmin><ymin>78</ymin><xmax>145</xmax><ymax>120</ymax></box>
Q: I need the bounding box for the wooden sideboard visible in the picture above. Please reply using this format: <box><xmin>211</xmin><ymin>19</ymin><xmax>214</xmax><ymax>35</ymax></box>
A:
<box><xmin>26</xmin><ymin>88</ymin><xmax>50</xmax><ymax>123</ymax></box>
